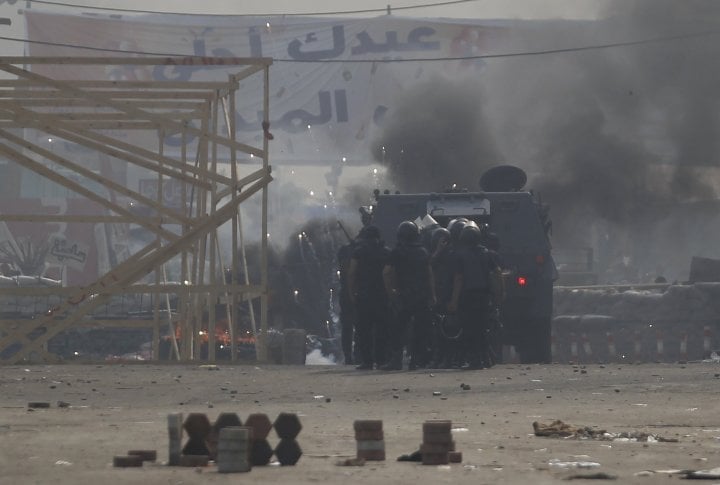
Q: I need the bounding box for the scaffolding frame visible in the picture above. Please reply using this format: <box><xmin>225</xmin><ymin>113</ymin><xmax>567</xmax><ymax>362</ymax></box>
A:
<box><xmin>0</xmin><ymin>56</ymin><xmax>273</xmax><ymax>364</ymax></box>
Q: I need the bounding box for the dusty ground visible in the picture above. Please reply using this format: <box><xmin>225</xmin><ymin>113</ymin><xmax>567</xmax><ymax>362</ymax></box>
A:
<box><xmin>1</xmin><ymin>362</ymin><xmax>720</xmax><ymax>484</ymax></box>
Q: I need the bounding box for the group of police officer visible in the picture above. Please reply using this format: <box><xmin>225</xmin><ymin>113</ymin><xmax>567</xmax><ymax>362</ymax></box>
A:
<box><xmin>337</xmin><ymin>218</ymin><xmax>504</xmax><ymax>371</ymax></box>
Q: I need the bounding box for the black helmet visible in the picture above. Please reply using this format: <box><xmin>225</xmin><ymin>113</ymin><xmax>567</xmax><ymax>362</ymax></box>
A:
<box><xmin>459</xmin><ymin>224</ymin><xmax>483</xmax><ymax>247</ymax></box>
<box><xmin>447</xmin><ymin>218</ymin><xmax>469</xmax><ymax>244</ymax></box>
<box><xmin>358</xmin><ymin>225</ymin><xmax>381</xmax><ymax>241</ymax></box>
<box><xmin>430</xmin><ymin>227</ymin><xmax>451</xmax><ymax>252</ymax></box>
<box><xmin>396</xmin><ymin>220</ymin><xmax>420</xmax><ymax>244</ymax></box>
<box><xmin>420</xmin><ymin>223</ymin><xmax>439</xmax><ymax>250</ymax></box>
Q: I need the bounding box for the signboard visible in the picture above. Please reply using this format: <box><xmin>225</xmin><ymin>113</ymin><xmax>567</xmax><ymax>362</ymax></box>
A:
<box><xmin>23</xmin><ymin>11</ymin><xmax>510</xmax><ymax>164</ymax></box>
<box><xmin>47</xmin><ymin>235</ymin><xmax>90</xmax><ymax>271</ymax></box>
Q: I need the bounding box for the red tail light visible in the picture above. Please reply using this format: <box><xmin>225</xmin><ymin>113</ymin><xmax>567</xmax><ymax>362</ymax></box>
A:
<box><xmin>517</xmin><ymin>276</ymin><xmax>527</xmax><ymax>287</ymax></box>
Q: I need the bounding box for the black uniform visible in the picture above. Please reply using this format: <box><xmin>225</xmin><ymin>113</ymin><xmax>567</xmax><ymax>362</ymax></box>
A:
<box><xmin>351</xmin><ymin>238</ymin><xmax>390</xmax><ymax>368</ymax></box>
<box><xmin>453</xmin><ymin>244</ymin><xmax>499</xmax><ymax>368</ymax></box>
<box><xmin>337</xmin><ymin>241</ymin><xmax>357</xmax><ymax>365</ymax></box>
<box><xmin>431</xmin><ymin>245</ymin><xmax>461</xmax><ymax>367</ymax></box>
<box><xmin>385</xmin><ymin>242</ymin><xmax>434</xmax><ymax>370</ymax></box>
<box><xmin>483</xmin><ymin>233</ymin><xmax>505</xmax><ymax>367</ymax></box>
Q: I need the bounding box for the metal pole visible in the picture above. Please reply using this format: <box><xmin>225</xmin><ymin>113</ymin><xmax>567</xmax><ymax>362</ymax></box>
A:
<box><xmin>259</xmin><ymin>65</ymin><xmax>270</xmax><ymax>363</ymax></box>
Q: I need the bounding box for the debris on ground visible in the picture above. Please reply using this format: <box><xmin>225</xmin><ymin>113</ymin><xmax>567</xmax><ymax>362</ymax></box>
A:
<box><xmin>702</xmin><ymin>351</ymin><xmax>720</xmax><ymax>363</ymax></box>
<box><xmin>549</xmin><ymin>459</ymin><xmax>601</xmax><ymax>469</ymax></box>
<box><xmin>27</xmin><ymin>402</ymin><xmax>50</xmax><ymax>409</ymax></box>
<box><xmin>533</xmin><ymin>420</ymin><xmax>679</xmax><ymax>442</ymax></box>
<box><xmin>397</xmin><ymin>450</ymin><xmax>422</xmax><ymax>462</ymax></box>
<box><xmin>680</xmin><ymin>467</ymin><xmax>720</xmax><ymax>479</ymax></box>
<box><xmin>336</xmin><ymin>458</ymin><xmax>366</xmax><ymax>466</ymax></box>
<box><xmin>113</xmin><ymin>455</ymin><xmax>143</xmax><ymax>468</ymax></box>
<box><xmin>564</xmin><ymin>472</ymin><xmax>617</xmax><ymax>480</ymax></box>
<box><xmin>127</xmin><ymin>450</ymin><xmax>157</xmax><ymax>462</ymax></box>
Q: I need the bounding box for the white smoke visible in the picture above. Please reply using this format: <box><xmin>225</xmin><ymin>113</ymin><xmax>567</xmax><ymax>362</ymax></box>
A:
<box><xmin>305</xmin><ymin>348</ymin><xmax>337</xmax><ymax>365</ymax></box>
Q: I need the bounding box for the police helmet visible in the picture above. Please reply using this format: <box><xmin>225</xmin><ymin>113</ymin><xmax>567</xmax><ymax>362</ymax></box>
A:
<box><xmin>396</xmin><ymin>220</ymin><xmax>420</xmax><ymax>244</ymax></box>
<box><xmin>420</xmin><ymin>223</ymin><xmax>439</xmax><ymax>251</ymax></box>
<box><xmin>447</xmin><ymin>218</ymin><xmax>469</xmax><ymax>244</ymax></box>
<box><xmin>430</xmin><ymin>227</ymin><xmax>451</xmax><ymax>252</ymax></box>
<box><xmin>459</xmin><ymin>224</ymin><xmax>483</xmax><ymax>247</ymax></box>
<box><xmin>358</xmin><ymin>225</ymin><xmax>381</xmax><ymax>241</ymax></box>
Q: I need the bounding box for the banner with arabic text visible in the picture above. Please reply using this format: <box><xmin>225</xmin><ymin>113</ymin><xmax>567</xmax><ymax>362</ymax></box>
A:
<box><xmin>25</xmin><ymin>11</ymin><xmax>512</xmax><ymax>164</ymax></box>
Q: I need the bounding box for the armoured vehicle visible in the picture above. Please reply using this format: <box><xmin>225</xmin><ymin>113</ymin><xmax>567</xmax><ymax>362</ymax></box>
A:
<box><xmin>365</xmin><ymin>165</ymin><xmax>556</xmax><ymax>363</ymax></box>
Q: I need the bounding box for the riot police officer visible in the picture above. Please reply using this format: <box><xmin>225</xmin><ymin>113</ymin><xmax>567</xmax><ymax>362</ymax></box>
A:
<box><xmin>337</xmin><ymin>236</ymin><xmax>358</xmax><ymax>365</ymax></box>
<box><xmin>348</xmin><ymin>225</ymin><xmax>390</xmax><ymax>370</ymax></box>
<box><xmin>429</xmin><ymin>226</ymin><xmax>461</xmax><ymax>368</ymax></box>
<box><xmin>481</xmin><ymin>230</ymin><xmax>505</xmax><ymax>367</ymax></box>
<box><xmin>447</xmin><ymin>217</ymin><xmax>469</xmax><ymax>249</ymax></box>
<box><xmin>448</xmin><ymin>224</ymin><xmax>500</xmax><ymax>369</ymax></box>
<box><xmin>381</xmin><ymin>221</ymin><xmax>436</xmax><ymax>370</ymax></box>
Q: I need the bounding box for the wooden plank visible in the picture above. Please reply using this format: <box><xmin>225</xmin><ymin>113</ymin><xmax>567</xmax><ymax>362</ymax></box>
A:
<box><xmin>0</xmin><ymin>283</ymin><xmax>263</xmax><ymax>297</ymax></box>
<box><xmin>0</xmin><ymin>286</ymin><xmax>67</xmax><ymax>296</ymax></box>
<box><xmin>0</xmin><ymin>111</ymin><xmax>204</xmax><ymax>121</ymax></box>
<box><xmin>214</xmin><ymin>167</ymin><xmax>268</xmax><ymax>201</ymax></box>
<box><xmin>0</xmin><ymin>80</ymin><xmax>233</xmax><ymax>90</ymax></box>
<box><xmin>0</xmin><ymin>214</ymin><xmax>141</xmax><ymax>223</ymax></box>
<box><xmin>0</xmin><ymin>280</ymin><xmax>255</xmax><ymax>303</ymax></box>
<box><xmin>0</xmin><ymin>99</ymin><xmax>206</xmax><ymax>109</ymax></box>
<box><xmin>0</xmin><ymin>121</ymin><xmax>162</xmax><ymax>130</ymax></box>
<box><xmin>231</xmin><ymin>64</ymin><xmax>267</xmax><ymax>83</ymax></box>
<box><xmin>76</xmin><ymin>319</ymin><xmax>158</xmax><ymax>328</ymax></box>
<box><xmin>0</xmin><ymin>91</ymin><xmax>215</xmax><ymax>100</ymax></box>
<box><xmin>0</xmin><ymin>319</ymin><xmax>161</xmax><ymax>330</ymax></box>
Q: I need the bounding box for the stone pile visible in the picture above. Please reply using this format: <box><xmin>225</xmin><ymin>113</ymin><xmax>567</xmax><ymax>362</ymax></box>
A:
<box><xmin>115</xmin><ymin>411</ymin><xmax>303</xmax><ymax>471</ymax></box>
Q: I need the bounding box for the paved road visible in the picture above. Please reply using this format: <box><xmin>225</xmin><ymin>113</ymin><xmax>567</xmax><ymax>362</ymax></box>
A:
<box><xmin>1</xmin><ymin>362</ymin><xmax>719</xmax><ymax>484</ymax></box>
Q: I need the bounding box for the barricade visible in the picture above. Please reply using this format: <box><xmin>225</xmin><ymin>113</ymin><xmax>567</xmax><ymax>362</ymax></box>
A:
<box><xmin>551</xmin><ymin>315</ymin><xmax>717</xmax><ymax>363</ymax></box>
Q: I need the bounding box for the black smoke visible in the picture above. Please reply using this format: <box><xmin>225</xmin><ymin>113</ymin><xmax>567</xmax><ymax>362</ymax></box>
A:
<box><xmin>239</xmin><ymin>216</ymin><xmax>353</xmax><ymax>339</ymax></box>
<box><xmin>371</xmin><ymin>76</ymin><xmax>501</xmax><ymax>193</ymax></box>
<box><xmin>372</xmin><ymin>2</ymin><xmax>720</xmax><ymax>281</ymax></box>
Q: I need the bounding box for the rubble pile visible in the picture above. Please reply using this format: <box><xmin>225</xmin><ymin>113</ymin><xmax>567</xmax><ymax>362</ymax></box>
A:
<box><xmin>533</xmin><ymin>420</ymin><xmax>679</xmax><ymax>443</ymax></box>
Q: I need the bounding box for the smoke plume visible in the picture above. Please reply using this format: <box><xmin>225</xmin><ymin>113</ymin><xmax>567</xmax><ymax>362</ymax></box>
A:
<box><xmin>372</xmin><ymin>1</ymin><xmax>720</xmax><ymax>281</ymax></box>
<box><xmin>371</xmin><ymin>76</ymin><xmax>501</xmax><ymax>193</ymax></box>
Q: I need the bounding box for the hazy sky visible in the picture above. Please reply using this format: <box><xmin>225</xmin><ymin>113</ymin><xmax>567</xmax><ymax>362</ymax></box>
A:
<box><xmin>5</xmin><ymin>0</ymin><xmax>608</xmax><ymax>19</ymax></box>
